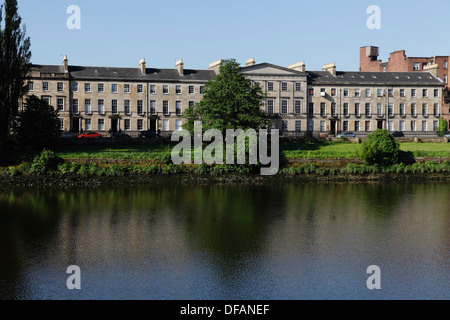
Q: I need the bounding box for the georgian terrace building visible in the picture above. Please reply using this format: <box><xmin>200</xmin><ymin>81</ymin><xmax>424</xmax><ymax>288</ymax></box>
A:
<box><xmin>24</xmin><ymin>56</ymin><xmax>445</xmax><ymax>136</ymax></box>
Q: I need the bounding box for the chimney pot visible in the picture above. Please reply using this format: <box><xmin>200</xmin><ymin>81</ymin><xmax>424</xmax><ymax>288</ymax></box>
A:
<box><xmin>139</xmin><ymin>58</ymin><xmax>146</xmax><ymax>75</ymax></box>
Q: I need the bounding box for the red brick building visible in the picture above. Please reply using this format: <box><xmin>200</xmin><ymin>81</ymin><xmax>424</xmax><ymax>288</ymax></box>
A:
<box><xmin>360</xmin><ymin>46</ymin><xmax>450</xmax><ymax>130</ymax></box>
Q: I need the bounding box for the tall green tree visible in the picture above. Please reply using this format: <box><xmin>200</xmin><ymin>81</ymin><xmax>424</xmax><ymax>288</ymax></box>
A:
<box><xmin>0</xmin><ymin>0</ymin><xmax>32</xmax><ymax>140</ymax></box>
<box><xmin>183</xmin><ymin>59</ymin><xmax>270</xmax><ymax>135</ymax></box>
<box><xmin>436</xmin><ymin>117</ymin><xmax>448</xmax><ymax>137</ymax></box>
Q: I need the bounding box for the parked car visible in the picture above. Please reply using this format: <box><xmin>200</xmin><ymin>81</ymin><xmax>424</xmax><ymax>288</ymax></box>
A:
<box><xmin>78</xmin><ymin>132</ymin><xmax>102</xmax><ymax>139</ymax></box>
<box><xmin>444</xmin><ymin>133</ymin><xmax>450</xmax><ymax>138</ymax></box>
<box><xmin>391</xmin><ymin>131</ymin><xmax>405</xmax><ymax>137</ymax></box>
<box><xmin>336</xmin><ymin>132</ymin><xmax>356</xmax><ymax>138</ymax></box>
<box><xmin>139</xmin><ymin>130</ymin><xmax>160</xmax><ymax>139</ymax></box>
<box><xmin>109</xmin><ymin>132</ymin><xmax>131</xmax><ymax>141</ymax></box>
<box><xmin>60</xmin><ymin>132</ymin><xmax>77</xmax><ymax>139</ymax></box>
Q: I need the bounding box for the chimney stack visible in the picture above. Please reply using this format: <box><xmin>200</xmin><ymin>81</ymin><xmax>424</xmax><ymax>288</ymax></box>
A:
<box><xmin>423</xmin><ymin>63</ymin><xmax>440</xmax><ymax>78</ymax></box>
<box><xmin>139</xmin><ymin>58</ymin><xmax>146</xmax><ymax>75</ymax></box>
<box><xmin>322</xmin><ymin>62</ymin><xmax>336</xmax><ymax>76</ymax></box>
<box><xmin>288</xmin><ymin>61</ymin><xmax>306</xmax><ymax>72</ymax></box>
<box><xmin>63</xmin><ymin>55</ymin><xmax>69</xmax><ymax>73</ymax></box>
<box><xmin>208</xmin><ymin>60</ymin><xmax>222</xmax><ymax>75</ymax></box>
<box><xmin>246</xmin><ymin>58</ymin><xmax>256</xmax><ymax>66</ymax></box>
<box><xmin>175</xmin><ymin>59</ymin><xmax>184</xmax><ymax>76</ymax></box>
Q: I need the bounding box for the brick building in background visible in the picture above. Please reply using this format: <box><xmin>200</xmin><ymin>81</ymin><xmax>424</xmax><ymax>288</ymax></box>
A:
<box><xmin>360</xmin><ymin>46</ymin><xmax>450</xmax><ymax>129</ymax></box>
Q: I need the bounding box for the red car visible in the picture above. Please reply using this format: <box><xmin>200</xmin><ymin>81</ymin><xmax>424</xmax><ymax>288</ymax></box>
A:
<box><xmin>78</xmin><ymin>132</ymin><xmax>102</xmax><ymax>139</ymax></box>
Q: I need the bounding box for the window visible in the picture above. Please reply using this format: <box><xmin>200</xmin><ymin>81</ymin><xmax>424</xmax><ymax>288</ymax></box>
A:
<box><xmin>331</xmin><ymin>103</ymin><xmax>337</xmax><ymax>117</ymax></box>
<box><xmin>433</xmin><ymin>120</ymin><xmax>439</xmax><ymax>131</ymax></box>
<box><xmin>308</xmin><ymin>103</ymin><xmax>314</xmax><ymax>117</ymax></box>
<box><xmin>320</xmin><ymin>121</ymin><xmax>326</xmax><ymax>132</ymax></box>
<box><xmin>189</xmin><ymin>101</ymin><xmax>195</xmax><ymax>108</ymax></box>
<box><xmin>268</xmin><ymin>82</ymin><xmax>274</xmax><ymax>92</ymax></box>
<box><xmin>308</xmin><ymin>120</ymin><xmax>314</xmax><ymax>132</ymax></box>
<box><xmin>112</xmin><ymin>100</ymin><xmax>118</xmax><ymax>115</ymax></box>
<box><xmin>355</xmin><ymin>103</ymin><xmax>360</xmax><ymax>117</ymax></box>
<box><xmin>150</xmin><ymin>101</ymin><xmax>156</xmax><ymax>115</ymax></box>
<box><xmin>281</xmin><ymin>100</ymin><xmax>288</xmax><ymax>114</ymax></box>
<box><xmin>413</xmin><ymin>62</ymin><xmax>420</xmax><ymax>70</ymax></box>
<box><xmin>331</xmin><ymin>88</ymin><xmax>337</xmax><ymax>97</ymax></box>
<box><xmin>72</xmin><ymin>99</ymin><xmax>79</xmax><ymax>114</ymax></box>
<box><xmin>365</xmin><ymin>103</ymin><xmax>371</xmax><ymax>117</ymax></box>
<box><xmin>176</xmin><ymin>101</ymin><xmax>182</xmax><ymax>115</ymax></box>
<box><xmin>388</xmin><ymin>103</ymin><xmax>394</xmax><ymax>117</ymax></box>
<box><xmin>124</xmin><ymin>119</ymin><xmax>131</xmax><ymax>131</ymax></box>
<box><xmin>124</xmin><ymin>84</ymin><xmax>130</xmax><ymax>94</ymax></box>
<box><xmin>400</xmin><ymin>121</ymin><xmax>405</xmax><ymax>132</ymax></box>
<box><xmin>388</xmin><ymin>121</ymin><xmax>394</xmax><ymax>132</ymax></box>
<box><xmin>111</xmin><ymin>84</ymin><xmax>118</xmax><ymax>93</ymax></box>
<box><xmin>28</xmin><ymin>82</ymin><xmax>34</xmax><ymax>91</ymax></box>
<box><xmin>309</xmin><ymin>88</ymin><xmax>314</xmax><ymax>96</ymax></box>
<box><xmin>137</xmin><ymin>100</ymin><xmax>144</xmax><ymax>115</ymax></box>
<box><xmin>163</xmin><ymin>85</ymin><xmax>169</xmax><ymax>94</ymax></box>
<box><xmin>163</xmin><ymin>119</ymin><xmax>169</xmax><ymax>132</ymax></box>
<box><xmin>434</xmin><ymin>89</ymin><xmax>439</xmax><ymax>98</ymax></box>
<box><xmin>137</xmin><ymin>84</ymin><xmax>143</xmax><ymax>93</ymax></box>
<box><xmin>189</xmin><ymin>86</ymin><xmax>195</xmax><ymax>94</ymax></box>
<box><xmin>320</xmin><ymin>103</ymin><xmax>326</xmax><ymax>117</ymax></box>
<box><xmin>176</xmin><ymin>85</ymin><xmax>182</xmax><ymax>94</ymax></box>
<box><xmin>282</xmin><ymin>120</ymin><xmax>288</xmax><ymax>132</ymax></box>
<box><xmin>294</xmin><ymin>100</ymin><xmax>301</xmax><ymax>114</ymax></box>
<box><xmin>163</xmin><ymin>101</ymin><xmax>169</xmax><ymax>115</ymax></box>
<box><xmin>85</xmin><ymin>119</ymin><xmax>92</xmax><ymax>131</ymax></box>
<box><xmin>343</xmin><ymin>103</ymin><xmax>349</xmax><ymax>117</ymax></box>
<box><xmin>422</xmin><ymin>63</ymin><xmax>427</xmax><ymax>69</ymax></box>
<box><xmin>137</xmin><ymin>119</ymin><xmax>144</xmax><ymax>131</ymax></box>
<box><xmin>57</xmin><ymin>82</ymin><xmax>64</xmax><ymax>92</ymax></box>
<box><xmin>267</xmin><ymin>100</ymin><xmax>274</xmax><ymax>114</ymax></box>
<box><xmin>98</xmin><ymin>99</ymin><xmax>105</xmax><ymax>115</ymax></box>
<box><xmin>295</xmin><ymin>82</ymin><xmax>301</xmax><ymax>92</ymax></box>
<box><xmin>72</xmin><ymin>82</ymin><xmax>78</xmax><ymax>92</ymax></box>
<box><xmin>388</xmin><ymin>89</ymin><xmax>394</xmax><ymax>97</ymax></box>
<box><xmin>411</xmin><ymin>103</ymin><xmax>417</xmax><ymax>116</ymax></box>
<box><xmin>200</xmin><ymin>86</ymin><xmax>205</xmax><ymax>94</ymax></box>
<box><xmin>355</xmin><ymin>88</ymin><xmax>360</xmax><ymax>97</ymax></box>
<box><xmin>85</xmin><ymin>99</ymin><xmax>92</xmax><ymax>115</ymax></box>
<box><xmin>98</xmin><ymin>83</ymin><xmax>104</xmax><ymax>93</ymax></box>
<box><xmin>42</xmin><ymin>97</ymin><xmax>50</xmax><ymax>104</ymax></box>
<box><xmin>295</xmin><ymin>120</ymin><xmax>301</xmax><ymax>132</ymax></box>
<box><xmin>422</xmin><ymin>121</ymin><xmax>427</xmax><ymax>132</ymax></box>
<box><xmin>150</xmin><ymin>85</ymin><xmax>156</xmax><ymax>94</ymax></box>
<box><xmin>176</xmin><ymin>119</ymin><xmax>182</xmax><ymax>131</ymax></box>
<box><xmin>281</xmin><ymin>82</ymin><xmax>288</xmax><ymax>91</ymax></box>
<box><xmin>98</xmin><ymin>119</ymin><xmax>105</xmax><ymax>131</ymax></box>
<box><xmin>422</xmin><ymin>103</ymin><xmax>428</xmax><ymax>116</ymax></box>
<box><xmin>365</xmin><ymin>89</ymin><xmax>371</xmax><ymax>98</ymax></box>
<box><xmin>377</xmin><ymin>89</ymin><xmax>383</xmax><ymax>97</ymax></box>
<box><xmin>58</xmin><ymin>118</ymin><xmax>64</xmax><ymax>131</ymax></box>
<box><xmin>434</xmin><ymin>103</ymin><xmax>439</xmax><ymax>117</ymax></box>
<box><xmin>400</xmin><ymin>103</ymin><xmax>405</xmax><ymax>117</ymax></box>
<box><xmin>400</xmin><ymin>89</ymin><xmax>405</xmax><ymax>97</ymax></box>
<box><xmin>343</xmin><ymin>88</ymin><xmax>349</xmax><ymax>97</ymax></box>
<box><xmin>411</xmin><ymin>121</ymin><xmax>416</xmax><ymax>131</ymax></box>
<box><xmin>343</xmin><ymin>121</ymin><xmax>348</xmax><ymax>132</ymax></box>
<box><xmin>57</xmin><ymin>98</ymin><xmax>64</xmax><ymax>111</ymax></box>
<box><xmin>43</xmin><ymin>82</ymin><xmax>49</xmax><ymax>92</ymax></box>
<box><xmin>355</xmin><ymin>121</ymin><xmax>360</xmax><ymax>132</ymax></box>
<box><xmin>85</xmin><ymin>83</ymin><xmax>91</xmax><ymax>93</ymax></box>
<box><xmin>365</xmin><ymin>121</ymin><xmax>370</xmax><ymax>132</ymax></box>
<box><xmin>444</xmin><ymin>61</ymin><xmax>448</xmax><ymax>69</ymax></box>
<box><xmin>123</xmin><ymin>100</ymin><xmax>130</xmax><ymax>115</ymax></box>
<box><xmin>411</xmin><ymin>89</ymin><xmax>416</xmax><ymax>97</ymax></box>
<box><xmin>377</xmin><ymin>103</ymin><xmax>383</xmax><ymax>117</ymax></box>
<box><xmin>422</xmin><ymin>89</ymin><xmax>428</xmax><ymax>97</ymax></box>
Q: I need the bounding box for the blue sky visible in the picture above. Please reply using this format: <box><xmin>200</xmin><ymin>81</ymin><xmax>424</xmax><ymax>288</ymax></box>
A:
<box><xmin>16</xmin><ymin>0</ymin><xmax>450</xmax><ymax>71</ymax></box>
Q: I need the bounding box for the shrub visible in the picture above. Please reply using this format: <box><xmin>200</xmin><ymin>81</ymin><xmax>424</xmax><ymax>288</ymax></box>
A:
<box><xmin>29</xmin><ymin>149</ymin><xmax>62</xmax><ymax>175</ymax></box>
<box><xmin>360</xmin><ymin>129</ymin><xmax>400</xmax><ymax>166</ymax></box>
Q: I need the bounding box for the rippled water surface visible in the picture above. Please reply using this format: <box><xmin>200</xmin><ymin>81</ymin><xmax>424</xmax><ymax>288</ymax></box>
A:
<box><xmin>0</xmin><ymin>183</ymin><xmax>448</xmax><ymax>300</ymax></box>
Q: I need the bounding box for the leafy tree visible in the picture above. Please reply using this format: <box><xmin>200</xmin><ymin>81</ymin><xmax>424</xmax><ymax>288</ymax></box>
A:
<box><xmin>183</xmin><ymin>59</ymin><xmax>270</xmax><ymax>134</ymax></box>
<box><xmin>0</xmin><ymin>0</ymin><xmax>32</xmax><ymax>140</ymax></box>
<box><xmin>436</xmin><ymin>117</ymin><xmax>448</xmax><ymax>137</ymax></box>
<box><xmin>16</xmin><ymin>95</ymin><xmax>61</xmax><ymax>150</ymax></box>
<box><xmin>360</xmin><ymin>129</ymin><xmax>400</xmax><ymax>166</ymax></box>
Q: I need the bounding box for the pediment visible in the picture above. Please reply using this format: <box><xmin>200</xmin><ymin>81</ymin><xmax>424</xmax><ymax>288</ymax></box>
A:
<box><xmin>240</xmin><ymin>63</ymin><xmax>303</xmax><ymax>76</ymax></box>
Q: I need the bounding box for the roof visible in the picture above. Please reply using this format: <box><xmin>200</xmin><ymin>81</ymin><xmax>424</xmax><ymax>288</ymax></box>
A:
<box><xmin>307</xmin><ymin>70</ymin><xmax>444</xmax><ymax>86</ymax></box>
<box><xmin>240</xmin><ymin>63</ymin><xmax>307</xmax><ymax>76</ymax></box>
<box><xmin>30</xmin><ymin>64</ymin><xmax>216</xmax><ymax>82</ymax></box>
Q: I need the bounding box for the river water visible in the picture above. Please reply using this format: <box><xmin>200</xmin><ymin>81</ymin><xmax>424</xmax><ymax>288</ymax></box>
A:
<box><xmin>0</xmin><ymin>183</ymin><xmax>448</xmax><ymax>300</ymax></box>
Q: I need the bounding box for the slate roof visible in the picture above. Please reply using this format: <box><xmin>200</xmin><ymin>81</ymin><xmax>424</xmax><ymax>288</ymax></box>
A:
<box><xmin>307</xmin><ymin>71</ymin><xmax>444</xmax><ymax>86</ymax></box>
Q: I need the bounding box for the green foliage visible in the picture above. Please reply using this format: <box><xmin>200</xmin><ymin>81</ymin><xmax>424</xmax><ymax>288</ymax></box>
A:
<box><xmin>16</xmin><ymin>96</ymin><xmax>61</xmax><ymax>150</ymax></box>
<box><xmin>183</xmin><ymin>59</ymin><xmax>270</xmax><ymax>135</ymax></box>
<box><xmin>436</xmin><ymin>117</ymin><xmax>448</xmax><ymax>137</ymax></box>
<box><xmin>360</xmin><ymin>129</ymin><xmax>400</xmax><ymax>166</ymax></box>
<box><xmin>29</xmin><ymin>149</ymin><xmax>62</xmax><ymax>175</ymax></box>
